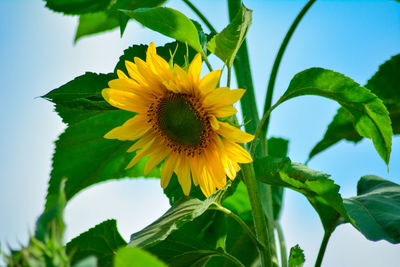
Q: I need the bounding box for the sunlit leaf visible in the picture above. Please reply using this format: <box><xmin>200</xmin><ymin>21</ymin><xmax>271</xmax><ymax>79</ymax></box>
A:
<box><xmin>67</xmin><ymin>220</ymin><xmax>127</xmax><ymax>267</ymax></box>
<box><xmin>114</xmin><ymin>248</ymin><xmax>167</xmax><ymax>267</ymax></box>
<box><xmin>276</xmin><ymin>68</ymin><xmax>392</xmax><ymax>165</ymax></box>
<box><xmin>288</xmin><ymin>245</ymin><xmax>305</xmax><ymax>267</ymax></box>
<box><xmin>207</xmin><ymin>4</ymin><xmax>252</xmax><ymax>67</ymax></box>
<box><xmin>308</xmin><ymin>55</ymin><xmax>400</xmax><ymax>162</ymax></box>
<box><xmin>343</xmin><ymin>175</ymin><xmax>400</xmax><ymax>244</ymax></box>
<box><xmin>121</xmin><ymin>7</ymin><xmax>203</xmax><ymax>55</ymax></box>
<box><xmin>74</xmin><ymin>0</ymin><xmax>167</xmax><ymax>42</ymax></box>
<box><xmin>254</xmin><ymin>156</ymin><xmax>349</xmax><ymax>232</ymax></box>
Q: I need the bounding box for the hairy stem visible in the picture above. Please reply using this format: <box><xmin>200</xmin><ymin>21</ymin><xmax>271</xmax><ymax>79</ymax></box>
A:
<box><xmin>241</xmin><ymin>163</ymin><xmax>273</xmax><ymax>267</ymax></box>
<box><xmin>261</xmin><ymin>0</ymin><xmax>317</xmax><ymax>138</ymax></box>
<box><xmin>182</xmin><ymin>0</ymin><xmax>217</xmax><ymax>34</ymax></box>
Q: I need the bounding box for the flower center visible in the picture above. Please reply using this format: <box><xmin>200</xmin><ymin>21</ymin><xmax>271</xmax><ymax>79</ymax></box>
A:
<box><xmin>157</xmin><ymin>94</ymin><xmax>205</xmax><ymax>146</ymax></box>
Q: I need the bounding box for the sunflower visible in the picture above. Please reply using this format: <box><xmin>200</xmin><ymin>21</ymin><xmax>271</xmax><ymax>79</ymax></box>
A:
<box><xmin>102</xmin><ymin>42</ymin><xmax>254</xmax><ymax>197</ymax></box>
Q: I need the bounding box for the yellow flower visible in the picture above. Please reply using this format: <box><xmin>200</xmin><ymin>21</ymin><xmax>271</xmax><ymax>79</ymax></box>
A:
<box><xmin>102</xmin><ymin>42</ymin><xmax>254</xmax><ymax>197</ymax></box>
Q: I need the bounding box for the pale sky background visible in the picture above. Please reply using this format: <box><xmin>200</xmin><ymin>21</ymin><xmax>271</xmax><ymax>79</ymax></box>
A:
<box><xmin>0</xmin><ymin>0</ymin><xmax>399</xmax><ymax>266</ymax></box>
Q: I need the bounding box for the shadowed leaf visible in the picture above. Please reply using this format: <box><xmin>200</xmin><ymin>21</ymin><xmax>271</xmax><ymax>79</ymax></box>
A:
<box><xmin>67</xmin><ymin>220</ymin><xmax>127</xmax><ymax>267</ymax></box>
<box><xmin>343</xmin><ymin>175</ymin><xmax>400</xmax><ymax>244</ymax></box>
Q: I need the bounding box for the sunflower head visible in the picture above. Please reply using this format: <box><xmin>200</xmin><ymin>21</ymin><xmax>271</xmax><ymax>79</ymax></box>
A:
<box><xmin>102</xmin><ymin>42</ymin><xmax>254</xmax><ymax>197</ymax></box>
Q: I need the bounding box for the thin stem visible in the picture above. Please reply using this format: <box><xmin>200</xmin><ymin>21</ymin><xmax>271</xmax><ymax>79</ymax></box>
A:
<box><xmin>250</xmin><ymin>102</ymin><xmax>278</xmax><ymax>157</ymax></box>
<box><xmin>261</xmin><ymin>0</ymin><xmax>317</xmax><ymax>138</ymax></box>
<box><xmin>315</xmin><ymin>231</ymin><xmax>332</xmax><ymax>267</ymax></box>
<box><xmin>203</xmin><ymin>55</ymin><xmax>213</xmax><ymax>71</ymax></box>
<box><xmin>227</xmin><ymin>66</ymin><xmax>232</xmax><ymax>87</ymax></box>
<box><xmin>275</xmin><ymin>222</ymin><xmax>288</xmax><ymax>267</ymax></box>
<box><xmin>182</xmin><ymin>0</ymin><xmax>217</xmax><ymax>34</ymax></box>
<box><xmin>241</xmin><ymin>163</ymin><xmax>273</xmax><ymax>267</ymax></box>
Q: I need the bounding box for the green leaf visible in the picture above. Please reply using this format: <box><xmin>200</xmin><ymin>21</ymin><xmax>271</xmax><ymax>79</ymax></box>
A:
<box><xmin>276</xmin><ymin>68</ymin><xmax>392</xmax><ymax>165</ymax></box>
<box><xmin>288</xmin><ymin>245</ymin><xmax>305</xmax><ymax>267</ymax></box>
<box><xmin>74</xmin><ymin>0</ymin><xmax>167</xmax><ymax>42</ymax></box>
<box><xmin>43</xmin><ymin>72</ymin><xmax>117</xmax><ymax>124</ymax></box>
<box><xmin>308</xmin><ymin>55</ymin><xmax>400</xmax><ymax>162</ymax></box>
<box><xmin>67</xmin><ymin>220</ymin><xmax>127</xmax><ymax>267</ymax></box>
<box><xmin>343</xmin><ymin>175</ymin><xmax>400</xmax><ymax>244</ymax></box>
<box><xmin>114</xmin><ymin>248</ymin><xmax>167</xmax><ymax>267</ymax></box>
<box><xmin>254</xmin><ymin>156</ymin><xmax>349</xmax><ymax>232</ymax></box>
<box><xmin>129</xmin><ymin>185</ymin><xmax>248</xmax><ymax>266</ymax></box>
<box><xmin>121</xmin><ymin>7</ymin><xmax>203</xmax><ymax>55</ymax></box>
<box><xmin>35</xmin><ymin>178</ymin><xmax>67</xmax><ymax>243</ymax></box>
<box><xmin>44</xmin><ymin>0</ymin><xmax>112</xmax><ymax>15</ymax></box>
<box><xmin>207</xmin><ymin>4</ymin><xmax>252</xmax><ymax>67</ymax></box>
<box><xmin>129</xmin><ymin>186</ymin><xmax>229</xmax><ymax>248</ymax></box>
<box><xmin>43</xmin><ymin>72</ymin><xmax>160</xmax><ymax>207</ymax></box>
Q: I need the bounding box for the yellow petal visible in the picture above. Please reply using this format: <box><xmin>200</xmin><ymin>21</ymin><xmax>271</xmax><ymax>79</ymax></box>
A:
<box><xmin>146</xmin><ymin>42</ymin><xmax>157</xmax><ymax>62</ymax></box>
<box><xmin>204</xmin><ymin>144</ymin><xmax>227</xmax><ymax>189</ymax></box>
<box><xmin>104</xmin><ymin>115</ymin><xmax>148</xmax><ymax>141</ymax></box>
<box><xmin>188</xmin><ymin>53</ymin><xmax>202</xmax><ymax>85</ymax></box>
<box><xmin>144</xmin><ymin>146</ymin><xmax>169</xmax><ymax>175</ymax></box>
<box><xmin>161</xmin><ymin>154</ymin><xmax>177</xmax><ymax>188</ymax></box>
<box><xmin>125</xmin><ymin>60</ymin><xmax>148</xmax><ymax>86</ymax></box>
<box><xmin>209</xmin><ymin>115</ymin><xmax>220</xmax><ymax>130</ymax></box>
<box><xmin>199</xmin><ymin>169</ymin><xmax>216</xmax><ymax>197</ymax></box>
<box><xmin>173</xmin><ymin>64</ymin><xmax>191</xmax><ymax>93</ymax></box>
<box><xmin>134</xmin><ymin>57</ymin><xmax>163</xmax><ymax>92</ymax></box>
<box><xmin>203</xmin><ymin>88</ymin><xmax>245</xmax><ymax>108</ymax></box>
<box><xmin>126</xmin><ymin>132</ymin><xmax>155</xmax><ymax>152</ymax></box>
<box><xmin>102</xmin><ymin>88</ymin><xmax>149</xmax><ymax>113</ymax></box>
<box><xmin>211</xmin><ymin>106</ymin><xmax>237</xmax><ymax>118</ymax></box>
<box><xmin>199</xmin><ymin>70</ymin><xmax>221</xmax><ymax>95</ymax></box>
<box><xmin>126</xmin><ymin>138</ymin><xmax>155</xmax><ymax>169</ymax></box>
<box><xmin>223</xmin><ymin>139</ymin><xmax>253</xmax><ymax>163</ymax></box>
<box><xmin>175</xmin><ymin>156</ymin><xmax>191</xmax><ymax>195</ymax></box>
<box><xmin>108</xmin><ymin>78</ymin><xmax>143</xmax><ymax>95</ymax></box>
<box><xmin>217</xmin><ymin>121</ymin><xmax>254</xmax><ymax>143</ymax></box>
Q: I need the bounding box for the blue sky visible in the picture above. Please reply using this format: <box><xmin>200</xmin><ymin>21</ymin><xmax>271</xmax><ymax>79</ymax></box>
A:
<box><xmin>0</xmin><ymin>0</ymin><xmax>399</xmax><ymax>266</ymax></box>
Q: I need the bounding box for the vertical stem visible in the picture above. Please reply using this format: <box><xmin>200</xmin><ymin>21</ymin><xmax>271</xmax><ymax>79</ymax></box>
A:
<box><xmin>181</xmin><ymin>0</ymin><xmax>217</xmax><ymax>34</ymax></box>
<box><xmin>227</xmin><ymin>66</ymin><xmax>232</xmax><ymax>87</ymax></box>
<box><xmin>315</xmin><ymin>231</ymin><xmax>332</xmax><ymax>267</ymax></box>
<box><xmin>275</xmin><ymin>222</ymin><xmax>288</xmax><ymax>267</ymax></box>
<box><xmin>228</xmin><ymin>0</ymin><xmax>259</xmax><ymax>135</ymax></box>
<box><xmin>241</xmin><ymin>163</ymin><xmax>273</xmax><ymax>267</ymax></box>
<box><xmin>261</xmin><ymin>0</ymin><xmax>317</xmax><ymax>138</ymax></box>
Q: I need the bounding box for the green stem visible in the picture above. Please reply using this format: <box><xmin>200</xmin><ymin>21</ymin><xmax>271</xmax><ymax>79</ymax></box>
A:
<box><xmin>261</xmin><ymin>0</ymin><xmax>317</xmax><ymax>138</ymax></box>
<box><xmin>203</xmin><ymin>55</ymin><xmax>213</xmax><ymax>71</ymax></box>
<box><xmin>275</xmin><ymin>222</ymin><xmax>288</xmax><ymax>267</ymax></box>
<box><xmin>228</xmin><ymin>0</ymin><xmax>259</xmax><ymax>135</ymax></box>
<box><xmin>181</xmin><ymin>0</ymin><xmax>217</xmax><ymax>34</ymax></box>
<box><xmin>241</xmin><ymin>163</ymin><xmax>273</xmax><ymax>267</ymax></box>
<box><xmin>315</xmin><ymin>231</ymin><xmax>332</xmax><ymax>267</ymax></box>
<box><xmin>227</xmin><ymin>66</ymin><xmax>232</xmax><ymax>87</ymax></box>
